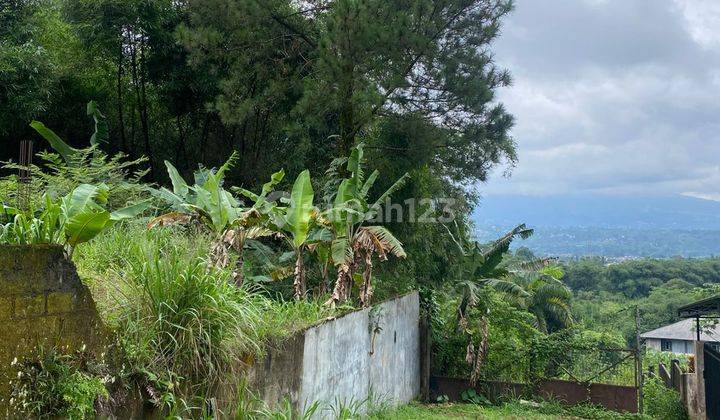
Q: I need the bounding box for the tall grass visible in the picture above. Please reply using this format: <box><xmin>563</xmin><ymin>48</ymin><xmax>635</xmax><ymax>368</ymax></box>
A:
<box><xmin>643</xmin><ymin>377</ymin><xmax>688</xmax><ymax>420</ymax></box>
<box><xmin>254</xmin><ymin>297</ymin><xmax>340</xmax><ymax>341</ymax></box>
<box><xmin>123</xmin><ymin>237</ymin><xmax>262</xmax><ymax>385</ymax></box>
<box><xmin>74</xmin><ymin>223</ymin><xmax>341</xmax><ymax>414</ymax></box>
<box><xmin>76</xmin><ymin>224</ymin><xmax>264</xmax><ymax>412</ymax></box>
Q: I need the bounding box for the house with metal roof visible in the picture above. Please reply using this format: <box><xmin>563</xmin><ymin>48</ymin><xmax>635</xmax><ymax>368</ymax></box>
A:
<box><xmin>640</xmin><ymin>318</ymin><xmax>720</xmax><ymax>354</ymax></box>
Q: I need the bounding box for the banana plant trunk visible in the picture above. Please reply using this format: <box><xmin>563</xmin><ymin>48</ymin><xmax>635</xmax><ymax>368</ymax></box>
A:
<box><xmin>293</xmin><ymin>248</ymin><xmax>306</xmax><ymax>300</ymax></box>
<box><xmin>469</xmin><ymin>315</ymin><xmax>489</xmax><ymax>387</ymax></box>
<box><xmin>359</xmin><ymin>251</ymin><xmax>373</xmax><ymax>308</ymax></box>
<box><xmin>326</xmin><ymin>264</ymin><xmax>350</xmax><ymax>307</ymax></box>
<box><xmin>318</xmin><ymin>262</ymin><xmax>329</xmax><ymax>296</ymax></box>
<box><xmin>232</xmin><ymin>253</ymin><xmax>244</xmax><ymax>287</ymax></box>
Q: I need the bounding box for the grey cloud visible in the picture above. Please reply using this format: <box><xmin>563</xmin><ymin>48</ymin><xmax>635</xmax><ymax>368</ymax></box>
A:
<box><xmin>496</xmin><ymin>0</ymin><xmax>711</xmax><ymax>76</ymax></box>
<box><xmin>484</xmin><ymin>0</ymin><xmax>720</xmax><ymax>198</ymax></box>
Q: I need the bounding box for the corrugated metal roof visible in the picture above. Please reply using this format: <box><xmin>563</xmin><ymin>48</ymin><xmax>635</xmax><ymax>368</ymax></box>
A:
<box><xmin>678</xmin><ymin>295</ymin><xmax>720</xmax><ymax>318</ymax></box>
<box><xmin>640</xmin><ymin>318</ymin><xmax>720</xmax><ymax>341</ymax></box>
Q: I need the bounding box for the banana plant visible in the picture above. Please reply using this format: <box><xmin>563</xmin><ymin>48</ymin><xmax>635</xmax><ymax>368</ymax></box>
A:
<box><xmin>20</xmin><ymin>102</ymin><xmax>149</xmax><ymax>212</ymax></box>
<box><xmin>60</xmin><ymin>184</ymin><xmax>150</xmax><ymax>256</ymax></box>
<box><xmin>149</xmin><ymin>153</ymin><xmax>274</xmax><ymax>286</ymax></box>
<box><xmin>275</xmin><ymin>170</ymin><xmax>316</xmax><ymax>300</ymax></box>
<box><xmin>30</xmin><ymin>100</ymin><xmax>110</xmax><ymax>163</ymax></box>
<box><xmin>237</xmin><ymin>169</ymin><xmax>342</xmax><ymax>298</ymax></box>
<box><xmin>234</xmin><ymin>168</ymin><xmax>286</xmax><ymax>216</ymax></box>
<box><xmin>0</xmin><ymin>184</ymin><xmax>149</xmax><ymax>257</ymax></box>
<box><xmin>449</xmin><ymin>224</ymin><xmax>533</xmax><ymax>386</ymax></box>
<box><xmin>321</xmin><ymin>144</ymin><xmax>409</xmax><ymax>307</ymax></box>
<box><xmin>149</xmin><ymin>153</ymin><xmax>243</xmax><ymax>229</ymax></box>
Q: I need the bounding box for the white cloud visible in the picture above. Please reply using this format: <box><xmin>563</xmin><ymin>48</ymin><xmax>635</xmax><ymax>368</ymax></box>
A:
<box><xmin>682</xmin><ymin>192</ymin><xmax>720</xmax><ymax>202</ymax></box>
<box><xmin>674</xmin><ymin>0</ymin><xmax>720</xmax><ymax>49</ymax></box>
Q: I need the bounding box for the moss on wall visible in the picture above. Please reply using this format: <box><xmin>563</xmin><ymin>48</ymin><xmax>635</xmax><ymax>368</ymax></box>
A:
<box><xmin>0</xmin><ymin>245</ymin><xmax>109</xmax><ymax>412</ymax></box>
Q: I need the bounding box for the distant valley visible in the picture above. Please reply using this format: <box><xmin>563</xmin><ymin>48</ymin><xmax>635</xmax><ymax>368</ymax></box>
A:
<box><xmin>473</xmin><ymin>194</ymin><xmax>720</xmax><ymax>258</ymax></box>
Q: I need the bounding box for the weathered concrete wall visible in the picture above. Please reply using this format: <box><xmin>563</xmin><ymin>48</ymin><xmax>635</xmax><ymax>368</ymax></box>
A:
<box><xmin>0</xmin><ymin>245</ymin><xmax>108</xmax><ymax>412</ymax></box>
<box><xmin>684</xmin><ymin>341</ymin><xmax>707</xmax><ymax>420</ymax></box>
<box><xmin>300</xmin><ymin>308</ymin><xmax>371</xmax><ymax>411</ymax></box>
<box><xmin>251</xmin><ymin>292</ymin><xmax>420</xmax><ymax>416</ymax></box>
<box><xmin>367</xmin><ymin>292</ymin><xmax>420</xmax><ymax>404</ymax></box>
<box><xmin>246</xmin><ymin>333</ymin><xmax>305</xmax><ymax>409</ymax></box>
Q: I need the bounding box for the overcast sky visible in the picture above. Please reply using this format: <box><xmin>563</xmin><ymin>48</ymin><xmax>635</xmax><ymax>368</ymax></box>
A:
<box><xmin>484</xmin><ymin>0</ymin><xmax>720</xmax><ymax>200</ymax></box>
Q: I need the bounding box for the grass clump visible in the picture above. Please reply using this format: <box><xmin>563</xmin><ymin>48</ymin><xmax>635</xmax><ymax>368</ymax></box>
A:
<box><xmin>77</xmin><ymin>225</ymin><xmax>263</xmax><ymax>412</ymax></box>
<box><xmin>370</xmin><ymin>401</ymin><xmax>563</xmax><ymax>419</ymax></box>
<box><xmin>9</xmin><ymin>347</ymin><xmax>109</xmax><ymax>419</ymax></box>
<box><xmin>123</xmin><ymin>237</ymin><xmax>262</xmax><ymax>394</ymax></box>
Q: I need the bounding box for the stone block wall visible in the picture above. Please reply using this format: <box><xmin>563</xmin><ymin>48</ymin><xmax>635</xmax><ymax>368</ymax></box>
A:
<box><xmin>0</xmin><ymin>245</ymin><xmax>108</xmax><ymax>411</ymax></box>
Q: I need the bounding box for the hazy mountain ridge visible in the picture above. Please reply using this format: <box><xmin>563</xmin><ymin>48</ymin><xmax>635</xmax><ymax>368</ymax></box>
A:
<box><xmin>473</xmin><ymin>194</ymin><xmax>720</xmax><ymax>258</ymax></box>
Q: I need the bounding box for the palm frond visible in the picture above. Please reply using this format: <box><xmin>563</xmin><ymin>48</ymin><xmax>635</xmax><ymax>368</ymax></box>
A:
<box><xmin>476</xmin><ymin>224</ymin><xmax>534</xmax><ymax>277</ymax></box>
<box><xmin>531</xmin><ymin>283</ymin><xmax>572</xmax><ymax>309</ymax></box>
<box><xmin>544</xmin><ymin>297</ymin><xmax>573</xmax><ymax>325</ymax></box>
<box><xmin>357</xmin><ymin>226</ymin><xmax>406</xmax><ymax>259</ymax></box>
<box><xmin>488</xmin><ymin>224</ymin><xmax>533</xmax><ymax>251</ymax></box>
<box><xmin>481</xmin><ymin>278</ymin><xmax>530</xmax><ymax>298</ymax></box>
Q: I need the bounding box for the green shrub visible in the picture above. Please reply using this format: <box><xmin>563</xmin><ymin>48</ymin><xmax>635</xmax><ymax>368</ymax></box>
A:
<box><xmin>0</xmin><ymin>184</ymin><xmax>149</xmax><ymax>258</ymax></box>
<box><xmin>644</xmin><ymin>349</ymin><xmax>690</xmax><ymax>373</ymax></box>
<box><xmin>9</xmin><ymin>347</ymin><xmax>109</xmax><ymax>419</ymax></box>
<box><xmin>75</xmin><ymin>224</ymin><xmax>341</xmax><ymax>345</ymax></box>
<box><xmin>643</xmin><ymin>377</ymin><xmax>688</xmax><ymax>420</ymax></box>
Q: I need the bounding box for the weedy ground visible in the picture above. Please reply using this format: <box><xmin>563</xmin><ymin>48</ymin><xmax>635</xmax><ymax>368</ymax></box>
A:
<box><xmin>369</xmin><ymin>401</ymin><xmax>651</xmax><ymax>420</ymax></box>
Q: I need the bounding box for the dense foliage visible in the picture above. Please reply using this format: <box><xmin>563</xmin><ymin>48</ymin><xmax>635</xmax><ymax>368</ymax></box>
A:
<box><xmin>564</xmin><ymin>256</ymin><xmax>720</xmax><ymax>297</ymax></box>
<box><xmin>1</xmin><ymin>116</ymin><xmax>407</xmax><ymax>416</ymax></box>
<box><xmin>9</xmin><ymin>347</ymin><xmax>109</xmax><ymax>418</ymax></box>
<box><xmin>563</xmin><ymin>256</ymin><xmax>720</xmax><ymax>345</ymax></box>
<box><xmin>1</xmin><ymin>0</ymin><xmax>519</xmax><ymax>292</ymax></box>
<box><xmin>0</xmin><ymin>1</ymin><xmax>706</xmax><ymax>418</ymax></box>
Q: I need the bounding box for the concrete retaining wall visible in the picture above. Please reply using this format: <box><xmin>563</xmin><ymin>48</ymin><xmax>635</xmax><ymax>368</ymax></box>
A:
<box><xmin>0</xmin><ymin>245</ymin><xmax>419</xmax><ymax>417</ymax></box>
<box><xmin>250</xmin><ymin>292</ymin><xmax>420</xmax><ymax>416</ymax></box>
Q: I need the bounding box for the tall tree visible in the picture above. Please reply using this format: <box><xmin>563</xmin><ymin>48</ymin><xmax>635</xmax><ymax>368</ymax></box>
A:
<box><xmin>181</xmin><ymin>0</ymin><xmax>516</xmax><ymax>176</ymax></box>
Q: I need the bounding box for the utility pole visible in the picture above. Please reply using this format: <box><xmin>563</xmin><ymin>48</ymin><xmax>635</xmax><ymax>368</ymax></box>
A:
<box><xmin>635</xmin><ymin>306</ymin><xmax>644</xmax><ymax>415</ymax></box>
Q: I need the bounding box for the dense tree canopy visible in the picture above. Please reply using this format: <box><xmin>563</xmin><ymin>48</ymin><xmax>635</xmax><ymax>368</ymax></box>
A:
<box><xmin>1</xmin><ymin>0</ymin><xmax>517</xmax><ymax>285</ymax></box>
<box><xmin>1</xmin><ymin>0</ymin><xmax>516</xmax><ymax>185</ymax></box>
<box><xmin>563</xmin><ymin>256</ymin><xmax>720</xmax><ymax>297</ymax></box>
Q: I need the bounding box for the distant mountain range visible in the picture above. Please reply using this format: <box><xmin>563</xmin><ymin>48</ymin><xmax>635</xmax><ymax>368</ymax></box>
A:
<box><xmin>472</xmin><ymin>194</ymin><xmax>720</xmax><ymax>258</ymax></box>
